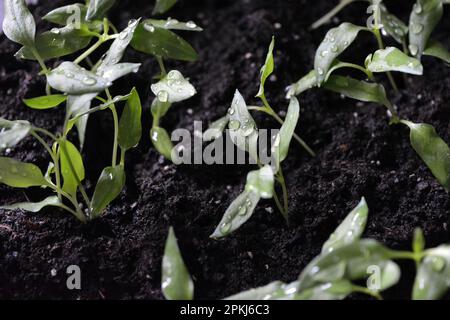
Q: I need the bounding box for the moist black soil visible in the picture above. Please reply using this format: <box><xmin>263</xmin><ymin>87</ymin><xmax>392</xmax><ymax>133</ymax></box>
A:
<box><xmin>0</xmin><ymin>0</ymin><xmax>449</xmax><ymax>300</ymax></box>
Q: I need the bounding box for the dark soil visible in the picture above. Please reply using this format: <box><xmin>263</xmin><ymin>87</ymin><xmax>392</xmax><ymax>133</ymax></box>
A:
<box><xmin>0</xmin><ymin>0</ymin><xmax>449</xmax><ymax>300</ymax></box>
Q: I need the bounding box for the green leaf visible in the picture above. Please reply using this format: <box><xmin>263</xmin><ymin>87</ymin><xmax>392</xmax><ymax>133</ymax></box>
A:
<box><xmin>151</xmin><ymin>98</ymin><xmax>172</xmax><ymax>122</ymax></box>
<box><xmin>86</xmin><ymin>0</ymin><xmax>116</xmax><ymax>21</ymax></box>
<box><xmin>151</xmin><ymin>70</ymin><xmax>197</xmax><ymax>103</ymax></box>
<box><xmin>315</xmin><ymin>23</ymin><xmax>367</xmax><ymax>84</ymax></box>
<box><xmin>16</xmin><ymin>26</ymin><xmax>92</xmax><ymax>61</ymax></box>
<box><xmin>90</xmin><ymin>165</ymin><xmax>125</xmax><ymax>217</ymax></box>
<box><xmin>401</xmin><ymin>121</ymin><xmax>450</xmax><ymax>191</ymax></box>
<box><xmin>47</xmin><ymin>62</ymin><xmax>112</xmax><ymax>95</ymax></box>
<box><xmin>66</xmin><ymin>94</ymin><xmax>97</xmax><ymax>148</ymax></box>
<box><xmin>295</xmin><ymin>280</ymin><xmax>354</xmax><ymax>300</ymax></box>
<box><xmin>378</xmin><ymin>260</ymin><xmax>401</xmax><ymax>291</ymax></box>
<box><xmin>228</xmin><ymin>90</ymin><xmax>259</xmax><ymax>161</ymax></box>
<box><xmin>60</xmin><ymin>140</ymin><xmax>85</xmax><ymax>197</ymax></box>
<box><xmin>99</xmin><ymin>63</ymin><xmax>141</xmax><ymax>82</ymax></box>
<box><xmin>286</xmin><ymin>70</ymin><xmax>317</xmax><ymax>98</ymax></box>
<box><xmin>210</xmin><ymin>190</ymin><xmax>260</xmax><ymax>239</ymax></box>
<box><xmin>1</xmin><ymin>196</ymin><xmax>61</xmax><ymax>213</ymax></box>
<box><xmin>23</xmin><ymin>95</ymin><xmax>67</xmax><ymax>110</ymax></box>
<box><xmin>298</xmin><ymin>240</ymin><xmax>391</xmax><ymax>291</ymax></box>
<box><xmin>366</xmin><ymin>47</ymin><xmax>423</xmax><ymax>75</ymax></box>
<box><xmin>409</xmin><ymin>0</ymin><xmax>443</xmax><ymax>58</ymax></box>
<box><xmin>225</xmin><ymin>281</ymin><xmax>293</xmax><ymax>300</ymax></box>
<box><xmin>146</xmin><ymin>18</ymin><xmax>202</xmax><ymax>32</ymax></box>
<box><xmin>245</xmin><ymin>165</ymin><xmax>274</xmax><ymax>199</ymax></box>
<box><xmin>380</xmin><ymin>4</ymin><xmax>409</xmax><ymax>44</ymax></box>
<box><xmin>203</xmin><ymin>115</ymin><xmax>229</xmax><ymax>142</ymax></box>
<box><xmin>413</xmin><ymin>228</ymin><xmax>426</xmax><ymax>254</ymax></box>
<box><xmin>0</xmin><ymin>119</ymin><xmax>31</xmax><ymax>150</ymax></box>
<box><xmin>131</xmin><ymin>22</ymin><xmax>198</xmax><ymax>61</ymax></box>
<box><xmin>162</xmin><ymin>227</ymin><xmax>194</xmax><ymax>300</ymax></box>
<box><xmin>118</xmin><ymin>88</ymin><xmax>142</xmax><ymax>151</ymax></box>
<box><xmin>323</xmin><ymin>75</ymin><xmax>392</xmax><ymax>109</ymax></box>
<box><xmin>151</xmin><ymin>127</ymin><xmax>174</xmax><ymax>160</ymax></box>
<box><xmin>3</xmin><ymin>0</ymin><xmax>36</xmax><ymax>47</ymax></box>
<box><xmin>424</xmin><ymin>40</ymin><xmax>450</xmax><ymax>64</ymax></box>
<box><xmin>413</xmin><ymin>245</ymin><xmax>450</xmax><ymax>300</ymax></box>
<box><xmin>256</xmin><ymin>36</ymin><xmax>275</xmax><ymax>98</ymax></box>
<box><xmin>322</xmin><ymin>197</ymin><xmax>369</xmax><ymax>254</ymax></box>
<box><xmin>153</xmin><ymin>0</ymin><xmax>178</xmax><ymax>14</ymax></box>
<box><xmin>0</xmin><ymin>157</ymin><xmax>48</xmax><ymax>188</ymax></box>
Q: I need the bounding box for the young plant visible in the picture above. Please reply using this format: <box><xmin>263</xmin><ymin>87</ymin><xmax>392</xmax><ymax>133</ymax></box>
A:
<box><xmin>204</xmin><ymin>38</ymin><xmax>315</xmax><ymax>239</ymax></box>
<box><xmin>0</xmin><ymin>0</ymin><xmax>200</xmax><ymax>221</ymax></box>
<box><xmin>288</xmin><ymin>0</ymin><xmax>450</xmax><ymax>192</ymax></box>
<box><xmin>163</xmin><ymin>198</ymin><xmax>450</xmax><ymax>300</ymax></box>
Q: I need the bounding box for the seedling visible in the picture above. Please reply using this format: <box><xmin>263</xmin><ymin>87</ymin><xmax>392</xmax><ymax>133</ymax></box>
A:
<box><xmin>163</xmin><ymin>197</ymin><xmax>450</xmax><ymax>300</ymax></box>
<box><xmin>204</xmin><ymin>38</ymin><xmax>315</xmax><ymax>239</ymax></box>
<box><xmin>288</xmin><ymin>0</ymin><xmax>450</xmax><ymax>192</ymax></box>
<box><xmin>0</xmin><ymin>0</ymin><xmax>201</xmax><ymax>221</ymax></box>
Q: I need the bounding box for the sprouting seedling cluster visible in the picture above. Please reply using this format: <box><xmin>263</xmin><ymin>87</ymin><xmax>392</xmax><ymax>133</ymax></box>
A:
<box><xmin>0</xmin><ymin>0</ymin><xmax>201</xmax><ymax>221</ymax></box>
<box><xmin>203</xmin><ymin>38</ymin><xmax>316</xmax><ymax>239</ymax></box>
<box><xmin>162</xmin><ymin>198</ymin><xmax>450</xmax><ymax>300</ymax></box>
<box><xmin>287</xmin><ymin>0</ymin><xmax>450</xmax><ymax>192</ymax></box>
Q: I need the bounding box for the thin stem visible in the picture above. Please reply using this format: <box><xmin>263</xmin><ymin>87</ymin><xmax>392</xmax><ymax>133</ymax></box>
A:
<box><xmin>273</xmin><ymin>189</ymin><xmax>286</xmax><ymax>219</ymax></box>
<box><xmin>276</xmin><ymin>168</ymin><xmax>289</xmax><ymax>222</ymax></box>
<box><xmin>106</xmin><ymin>89</ymin><xmax>120</xmax><ymax>166</ymax></box>
<box><xmin>372</xmin><ymin>28</ymin><xmax>399</xmax><ymax>93</ymax></box>
<box><xmin>310</xmin><ymin>0</ymin><xmax>356</xmax><ymax>30</ymax></box>
<box><xmin>156</xmin><ymin>56</ymin><xmax>167</xmax><ymax>77</ymax></box>
<box><xmin>74</xmin><ymin>38</ymin><xmax>104</xmax><ymax>65</ymax></box>
<box><xmin>30</xmin><ymin>47</ymin><xmax>49</xmax><ymax>74</ymax></box>
<box><xmin>120</xmin><ymin>148</ymin><xmax>126</xmax><ymax>166</ymax></box>
<box><xmin>329</xmin><ymin>62</ymin><xmax>375</xmax><ymax>81</ymax></box>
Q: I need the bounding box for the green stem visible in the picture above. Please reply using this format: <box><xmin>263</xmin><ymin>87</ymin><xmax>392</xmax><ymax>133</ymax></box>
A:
<box><xmin>157</xmin><ymin>56</ymin><xmax>167</xmax><ymax>77</ymax></box>
<box><xmin>329</xmin><ymin>62</ymin><xmax>375</xmax><ymax>81</ymax></box>
<box><xmin>106</xmin><ymin>89</ymin><xmax>120</xmax><ymax>166</ymax></box>
<box><xmin>74</xmin><ymin>38</ymin><xmax>105</xmax><ymax>65</ymax></box>
<box><xmin>372</xmin><ymin>28</ymin><xmax>399</xmax><ymax>93</ymax></box>
<box><xmin>310</xmin><ymin>0</ymin><xmax>357</xmax><ymax>30</ymax></box>
<box><xmin>276</xmin><ymin>169</ymin><xmax>289</xmax><ymax>222</ymax></box>
<box><xmin>273</xmin><ymin>189</ymin><xmax>286</xmax><ymax>219</ymax></box>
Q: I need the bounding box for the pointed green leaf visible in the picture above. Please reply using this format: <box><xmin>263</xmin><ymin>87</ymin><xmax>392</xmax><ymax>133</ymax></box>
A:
<box><xmin>118</xmin><ymin>88</ymin><xmax>142</xmax><ymax>151</ymax></box>
<box><xmin>424</xmin><ymin>40</ymin><xmax>450</xmax><ymax>64</ymax></box>
<box><xmin>203</xmin><ymin>115</ymin><xmax>229</xmax><ymax>142</ymax></box>
<box><xmin>151</xmin><ymin>127</ymin><xmax>174</xmax><ymax>160</ymax></box>
<box><xmin>146</xmin><ymin>18</ymin><xmax>202</xmax><ymax>32</ymax></box>
<box><xmin>60</xmin><ymin>140</ymin><xmax>85</xmax><ymax>197</ymax></box>
<box><xmin>367</xmin><ymin>47</ymin><xmax>423</xmax><ymax>75</ymax></box>
<box><xmin>91</xmin><ymin>165</ymin><xmax>125</xmax><ymax>217</ymax></box>
<box><xmin>153</xmin><ymin>0</ymin><xmax>178</xmax><ymax>14</ymax></box>
<box><xmin>131</xmin><ymin>22</ymin><xmax>198</xmax><ymax>61</ymax></box>
<box><xmin>3</xmin><ymin>0</ymin><xmax>36</xmax><ymax>47</ymax></box>
<box><xmin>245</xmin><ymin>165</ymin><xmax>274</xmax><ymax>199</ymax></box>
<box><xmin>1</xmin><ymin>196</ymin><xmax>61</xmax><ymax>213</ymax></box>
<box><xmin>409</xmin><ymin>0</ymin><xmax>443</xmax><ymax>58</ymax></box>
<box><xmin>151</xmin><ymin>70</ymin><xmax>197</xmax><ymax>103</ymax></box>
<box><xmin>296</xmin><ymin>280</ymin><xmax>354</xmax><ymax>300</ymax></box>
<box><xmin>47</xmin><ymin>62</ymin><xmax>112</xmax><ymax>95</ymax></box>
<box><xmin>23</xmin><ymin>95</ymin><xmax>67</xmax><ymax>110</ymax></box>
<box><xmin>322</xmin><ymin>197</ymin><xmax>369</xmax><ymax>254</ymax></box>
<box><xmin>379</xmin><ymin>260</ymin><xmax>401</xmax><ymax>291</ymax></box>
<box><xmin>210</xmin><ymin>190</ymin><xmax>260</xmax><ymax>239</ymax></box>
<box><xmin>286</xmin><ymin>70</ymin><xmax>317</xmax><ymax>98</ymax></box>
<box><xmin>99</xmin><ymin>63</ymin><xmax>141</xmax><ymax>82</ymax></box>
<box><xmin>275</xmin><ymin>97</ymin><xmax>300</xmax><ymax>166</ymax></box>
<box><xmin>0</xmin><ymin>157</ymin><xmax>47</xmax><ymax>188</ymax></box>
<box><xmin>380</xmin><ymin>4</ymin><xmax>409</xmax><ymax>44</ymax></box>
<box><xmin>256</xmin><ymin>37</ymin><xmax>275</xmax><ymax>98</ymax></box>
<box><xmin>0</xmin><ymin>119</ymin><xmax>31</xmax><ymax>150</ymax></box>
<box><xmin>66</xmin><ymin>93</ymin><xmax>97</xmax><ymax>148</ymax></box>
<box><xmin>151</xmin><ymin>98</ymin><xmax>172</xmax><ymax>121</ymax></box>
<box><xmin>162</xmin><ymin>227</ymin><xmax>194</xmax><ymax>300</ymax></box>
<box><xmin>315</xmin><ymin>23</ymin><xmax>367</xmax><ymax>84</ymax></box>
<box><xmin>86</xmin><ymin>0</ymin><xmax>116</xmax><ymax>21</ymax></box>
<box><xmin>401</xmin><ymin>121</ymin><xmax>450</xmax><ymax>191</ymax></box>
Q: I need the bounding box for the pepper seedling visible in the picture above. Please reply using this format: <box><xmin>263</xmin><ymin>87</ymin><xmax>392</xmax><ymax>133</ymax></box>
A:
<box><xmin>204</xmin><ymin>38</ymin><xmax>315</xmax><ymax>239</ymax></box>
<box><xmin>162</xmin><ymin>197</ymin><xmax>450</xmax><ymax>300</ymax></box>
<box><xmin>288</xmin><ymin>0</ymin><xmax>450</xmax><ymax>192</ymax></box>
<box><xmin>0</xmin><ymin>0</ymin><xmax>200</xmax><ymax>221</ymax></box>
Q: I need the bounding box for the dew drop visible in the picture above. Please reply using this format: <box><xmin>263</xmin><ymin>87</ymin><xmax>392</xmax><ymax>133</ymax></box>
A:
<box><xmin>82</xmin><ymin>77</ymin><xmax>97</xmax><ymax>86</ymax></box>
<box><xmin>412</xmin><ymin>23</ymin><xmax>424</xmax><ymax>34</ymax></box>
<box><xmin>228</xmin><ymin>108</ymin><xmax>235</xmax><ymax>115</ymax></box>
<box><xmin>220</xmin><ymin>222</ymin><xmax>231</xmax><ymax>234</ymax></box>
<box><xmin>228</xmin><ymin>120</ymin><xmax>241</xmax><ymax>130</ymax></box>
<box><xmin>331</xmin><ymin>45</ymin><xmax>338</xmax><ymax>53</ymax></box>
<box><xmin>414</xmin><ymin>3</ymin><xmax>423</xmax><ymax>14</ymax></box>
<box><xmin>409</xmin><ymin>44</ymin><xmax>419</xmax><ymax>56</ymax></box>
<box><xmin>157</xmin><ymin>90</ymin><xmax>169</xmax><ymax>103</ymax></box>
<box><xmin>238</xmin><ymin>206</ymin><xmax>247</xmax><ymax>216</ymax></box>
<box><xmin>431</xmin><ymin>256</ymin><xmax>446</xmax><ymax>272</ymax></box>
<box><xmin>50</xmin><ymin>28</ymin><xmax>60</xmax><ymax>34</ymax></box>
<box><xmin>317</xmin><ymin>67</ymin><xmax>324</xmax><ymax>75</ymax></box>
<box><xmin>186</xmin><ymin>21</ymin><xmax>197</xmax><ymax>29</ymax></box>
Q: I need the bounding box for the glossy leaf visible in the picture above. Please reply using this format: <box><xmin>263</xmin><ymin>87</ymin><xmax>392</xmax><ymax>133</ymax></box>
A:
<box><xmin>286</xmin><ymin>70</ymin><xmax>317</xmax><ymax>98</ymax></box>
<box><xmin>47</xmin><ymin>62</ymin><xmax>111</xmax><ymax>95</ymax></box>
<box><xmin>256</xmin><ymin>36</ymin><xmax>275</xmax><ymax>98</ymax></box>
<box><xmin>16</xmin><ymin>26</ymin><xmax>92</xmax><ymax>61</ymax></box>
<box><xmin>151</xmin><ymin>98</ymin><xmax>171</xmax><ymax>121</ymax></box>
<box><xmin>0</xmin><ymin>119</ymin><xmax>31</xmax><ymax>150</ymax></box>
<box><xmin>153</xmin><ymin>0</ymin><xmax>178</xmax><ymax>14</ymax></box>
<box><xmin>245</xmin><ymin>165</ymin><xmax>274</xmax><ymax>199</ymax></box>
<box><xmin>66</xmin><ymin>93</ymin><xmax>97</xmax><ymax>148</ymax></box>
<box><xmin>323</xmin><ymin>75</ymin><xmax>392</xmax><ymax>109</ymax></box>
<box><xmin>424</xmin><ymin>40</ymin><xmax>450</xmax><ymax>64</ymax></box>
<box><xmin>315</xmin><ymin>23</ymin><xmax>367</xmax><ymax>84</ymax></box>
<box><xmin>380</xmin><ymin>4</ymin><xmax>409</xmax><ymax>44</ymax></box>
<box><xmin>131</xmin><ymin>22</ymin><xmax>198</xmax><ymax>61</ymax></box>
<box><xmin>401</xmin><ymin>121</ymin><xmax>450</xmax><ymax>191</ymax></box>
<box><xmin>99</xmin><ymin>63</ymin><xmax>141</xmax><ymax>82</ymax></box>
<box><xmin>3</xmin><ymin>0</ymin><xmax>36</xmax><ymax>47</ymax></box>
<box><xmin>90</xmin><ymin>165</ymin><xmax>125</xmax><ymax>217</ymax></box>
<box><xmin>322</xmin><ymin>197</ymin><xmax>369</xmax><ymax>254</ymax></box>
<box><xmin>23</xmin><ymin>95</ymin><xmax>67</xmax><ymax>110</ymax></box>
<box><xmin>1</xmin><ymin>196</ymin><xmax>61</xmax><ymax>213</ymax></box>
<box><xmin>378</xmin><ymin>260</ymin><xmax>401</xmax><ymax>291</ymax></box>
<box><xmin>228</xmin><ymin>90</ymin><xmax>259</xmax><ymax>161</ymax></box>
<box><xmin>0</xmin><ymin>157</ymin><xmax>48</xmax><ymax>188</ymax></box>
<box><xmin>409</xmin><ymin>0</ymin><xmax>443</xmax><ymax>58</ymax></box>
<box><xmin>413</xmin><ymin>245</ymin><xmax>450</xmax><ymax>300</ymax></box>
<box><xmin>367</xmin><ymin>47</ymin><xmax>423</xmax><ymax>75</ymax></box>
<box><xmin>203</xmin><ymin>115</ymin><xmax>229</xmax><ymax>142</ymax></box>
<box><xmin>210</xmin><ymin>190</ymin><xmax>260</xmax><ymax>239</ymax></box>
<box><xmin>276</xmin><ymin>97</ymin><xmax>300</xmax><ymax>164</ymax></box>
<box><xmin>146</xmin><ymin>18</ymin><xmax>202</xmax><ymax>32</ymax></box>
<box><xmin>118</xmin><ymin>88</ymin><xmax>142</xmax><ymax>151</ymax></box>
<box><xmin>225</xmin><ymin>281</ymin><xmax>292</xmax><ymax>300</ymax></box>
<box><xmin>162</xmin><ymin>227</ymin><xmax>194</xmax><ymax>300</ymax></box>
<box><xmin>86</xmin><ymin>0</ymin><xmax>116</xmax><ymax>21</ymax></box>
<box><xmin>60</xmin><ymin>140</ymin><xmax>85</xmax><ymax>197</ymax></box>
<box><xmin>151</xmin><ymin>70</ymin><xmax>196</xmax><ymax>103</ymax></box>
<box><xmin>151</xmin><ymin>127</ymin><xmax>174</xmax><ymax>160</ymax></box>
<box><xmin>295</xmin><ymin>280</ymin><xmax>354</xmax><ymax>300</ymax></box>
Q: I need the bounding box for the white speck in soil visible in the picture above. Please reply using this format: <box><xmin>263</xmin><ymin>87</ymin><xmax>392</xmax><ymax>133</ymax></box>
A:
<box><xmin>274</xmin><ymin>22</ymin><xmax>282</xmax><ymax>29</ymax></box>
<box><xmin>244</xmin><ymin>52</ymin><xmax>252</xmax><ymax>59</ymax></box>
<box><xmin>50</xmin><ymin>269</ymin><xmax>57</xmax><ymax>277</ymax></box>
